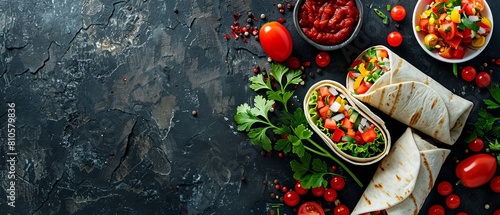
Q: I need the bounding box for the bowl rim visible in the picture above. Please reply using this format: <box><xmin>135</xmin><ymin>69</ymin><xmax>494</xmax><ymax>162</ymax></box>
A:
<box><xmin>412</xmin><ymin>0</ymin><xmax>494</xmax><ymax>63</ymax></box>
<box><xmin>293</xmin><ymin>0</ymin><xmax>364</xmax><ymax>51</ymax></box>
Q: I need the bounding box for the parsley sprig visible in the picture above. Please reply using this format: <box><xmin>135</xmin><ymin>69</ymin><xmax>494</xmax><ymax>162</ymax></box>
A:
<box><xmin>466</xmin><ymin>83</ymin><xmax>500</xmax><ymax>165</ymax></box>
<box><xmin>466</xmin><ymin>84</ymin><xmax>500</xmax><ymax>141</ymax></box>
<box><xmin>234</xmin><ymin>63</ymin><xmax>363</xmax><ymax>188</ymax></box>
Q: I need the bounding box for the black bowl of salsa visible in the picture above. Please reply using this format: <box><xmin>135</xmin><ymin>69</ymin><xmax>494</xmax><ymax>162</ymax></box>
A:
<box><xmin>293</xmin><ymin>0</ymin><xmax>363</xmax><ymax>51</ymax></box>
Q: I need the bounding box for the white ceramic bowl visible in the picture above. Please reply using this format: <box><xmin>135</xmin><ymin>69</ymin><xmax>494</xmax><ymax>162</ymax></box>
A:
<box><xmin>412</xmin><ymin>0</ymin><xmax>494</xmax><ymax>63</ymax></box>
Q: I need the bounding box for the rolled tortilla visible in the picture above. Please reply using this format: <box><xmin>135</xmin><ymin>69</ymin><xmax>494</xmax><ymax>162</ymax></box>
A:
<box><xmin>303</xmin><ymin>80</ymin><xmax>391</xmax><ymax>166</ymax></box>
<box><xmin>351</xmin><ymin>127</ymin><xmax>450</xmax><ymax>215</ymax></box>
<box><xmin>346</xmin><ymin>45</ymin><xmax>473</xmax><ymax>145</ymax></box>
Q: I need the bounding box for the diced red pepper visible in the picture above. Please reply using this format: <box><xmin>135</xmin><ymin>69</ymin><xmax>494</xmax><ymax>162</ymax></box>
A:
<box><xmin>332</xmin><ymin>128</ymin><xmax>345</xmax><ymax>142</ymax></box>
<box><xmin>361</xmin><ymin>128</ymin><xmax>377</xmax><ymax>143</ymax></box>
<box><xmin>317</xmin><ymin>100</ymin><xmax>326</xmax><ymax>110</ymax></box>
<box><xmin>452</xmin><ymin>44</ymin><xmax>467</xmax><ymax>59</ymax></box>
<box><xmin>341</xmin><ymin>118</ymin><xmax>353</xmax><ymax>129</ymax></box>
<box><xmin>318</xmin><ymin>86</ymin><xmax>331</xmax><ymax>98</ymax></box>
<box><xmin>350</xmin><ymin>59</ymin><xmax>363</xmax><ymax>68</ymax></box>
<box><xmin>353</xmin><ymin>134</ymin><xmax>365</xmax><ymax>145</ymax></box>
<box><xmin>346</xmin><ymin>128</ymin><xmax>356</xmax><ymax>137</ymax></box>
<box><xmin>324</xmin><ymin>118</ymin><xmax>338</xmax><ymax>130</ymax></box>
<box><xmin>328</xmin><ymin>95</ymin><xmax>335</xmax><ymax>106</ymax></box>
<box><xmin>444</xmin><ymin>36</ymin><xmax>462</xmax><ymax>49</ymax></box>
<box><xmin>355</xmin><ymin>81</ymin><xmax>372</xmax><ymax>95</ymax></box>
<box><xmin>319</xmin><ymin>105</ymin><xmax>330</xmax><ymax>120</ymax></box>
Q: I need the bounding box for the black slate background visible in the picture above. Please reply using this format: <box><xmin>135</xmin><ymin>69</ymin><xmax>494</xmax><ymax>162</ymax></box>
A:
<box><xmin>0</xmin><ymin>0</ymin><xmax>499</xmax><ymax>214</ymax></box>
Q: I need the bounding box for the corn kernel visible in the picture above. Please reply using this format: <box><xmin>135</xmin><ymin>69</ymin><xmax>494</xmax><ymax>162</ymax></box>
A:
<box><xmin>415</xmin><ymin>26</ymin><xmax>422</xmax><ymax>32</ymax></box>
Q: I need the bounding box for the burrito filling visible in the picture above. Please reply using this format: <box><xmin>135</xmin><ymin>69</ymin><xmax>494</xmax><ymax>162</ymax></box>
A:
<box><xmin>347</xmin><ymin>47</ymin><xmax>390</xmax><ymax>94</ymax></box>
<box><xmin>308</xmin><ymin>86</ymin><xmax>385</xmax><ymax>158</ymax></box>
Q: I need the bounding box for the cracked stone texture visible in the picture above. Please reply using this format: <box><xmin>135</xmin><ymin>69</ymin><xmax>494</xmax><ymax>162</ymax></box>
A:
<box><xmin>0</xmin><ymin>0</ymin><xmax>499</xmax><ymax>214</ymax></box>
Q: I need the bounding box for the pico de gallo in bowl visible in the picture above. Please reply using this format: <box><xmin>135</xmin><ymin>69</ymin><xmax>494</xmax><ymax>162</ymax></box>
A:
<box><xmin>303</xmin><ymin>80</ymin><xmax>390</xmax><ymax>165</ymax></box>
<box><xmin>412</xmin><ymin>0</ymin><xmax>493</xmax><ymax>63</ymax></box>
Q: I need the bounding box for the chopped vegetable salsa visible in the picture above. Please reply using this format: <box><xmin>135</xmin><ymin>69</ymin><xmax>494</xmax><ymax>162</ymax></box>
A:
<box><xmin>308</xmin><ymin>85</ymin><xmax>385</xmax><ymax>158</ymax></box>
<box><xmin>347</xmin><ymin>47</ymin><xmax>390</xmax><ymax>95</ymax></box>
<box><xmin>416</xmin><ymin>0</ymin><xmax>492</xmax><ymax>59</ymax></box>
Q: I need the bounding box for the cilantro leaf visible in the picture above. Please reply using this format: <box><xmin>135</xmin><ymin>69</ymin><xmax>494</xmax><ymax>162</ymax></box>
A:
<box><xmin>274</xmin><ymin>138</ymin><xmax>292</xmax><ymax>154</ymax></box>
<box><xmin>248</xmin><ymin>127</ymin><xmax>272</xmax><ymax>151</ymax></box>
<box><xmin>290</xmin><ymin>152</ymin><xmax>331</xmax><ymax>189</ymax></box>
<box><xmin>488</xmin><ymin>84</ymin><xmax>500</xmax><ymax>105</ymax></box>
<box><xmin>483</xmin><ymin>99</ymin><xmax>500</xmax><ymax>109</ymax></box>
<box><xmin>290</xmin><ymin>135</ymin><xmax>305</xmax><ymax>157</ymax></box>
<box><xmin>249</xmin><ymin>74</ymin><xmax>271</xmax><ymax>92</ymax></box>
<box><xmin>489</xmin><ymin>139</ymin><xmax>500</xmax><ymax>151</ymax></box>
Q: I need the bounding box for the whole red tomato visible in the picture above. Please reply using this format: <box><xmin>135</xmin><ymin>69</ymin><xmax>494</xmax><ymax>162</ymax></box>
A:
<box><xmin>456</xmin><ymin>154</ymin><xmax>497</xmax><ymax>188</ymax></box>
<box><xmin>294</xmin><ymin>181</ymin><xmax>309</xmax><ymax>195</ymax></box>
<box><xmin>311</xmin><ymin>186</ymin><xmax>325</xmax><ymax>197</ymax></box>
<box><xmin>259</xmin><ymin>21</ymin><xmax>293</xmax><ymax>62</ymax></box>
<box><xmin>298</xmin><ymin>202</ymin><xmax>325</xmax><ymax>215</ymax></box>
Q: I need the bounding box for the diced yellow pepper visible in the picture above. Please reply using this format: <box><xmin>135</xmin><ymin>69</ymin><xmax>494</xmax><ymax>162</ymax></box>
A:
<box><xmin>481</xmin><ymin>17</ymin><xmax>492</xmax><ymax>28</ymax></box>
<box><xmin>451</xmin><ymin>9</ymin><xmax>461</xmax><ymax>23</ymax></box>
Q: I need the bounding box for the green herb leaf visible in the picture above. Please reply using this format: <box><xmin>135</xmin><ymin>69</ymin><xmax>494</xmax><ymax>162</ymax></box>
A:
<box><xmin>489</xmin><ymin>139</ymin><xmax>500</xmax><ymax>151</ymax></box>
<box><xmin>275</xmin><ymin>138</ymin><xmax>292</xmax><ymax>154</ymax></box>
<box><xmin>484</xmin><ymin>84</ymin><xmax>500</xmax><ymax>109</ymax></box>
<box><xmin>290</xmin><ymin>152</ymin><xmax>331</xmax><ymax>189</ymax></box>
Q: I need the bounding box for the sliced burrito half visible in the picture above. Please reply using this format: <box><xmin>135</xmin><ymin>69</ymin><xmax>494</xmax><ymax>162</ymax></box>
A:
<box><xmin>346</xmin><ymin>45</ymin><xmax>473</xmax><ymax>145</ymax></box>
<box><xmin>351</xmin><ymin>127</ymin><xmax>450</xmax><ymax>215</ymax></box>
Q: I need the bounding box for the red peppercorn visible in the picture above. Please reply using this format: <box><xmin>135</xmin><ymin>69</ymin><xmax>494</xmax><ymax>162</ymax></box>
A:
<box><xmin>277</xmin><ymin>18</ymin><xmax>286</xmax><ymax>24</ymax></box>
<box><xmin>331</xmin><ymin>165</ymin><xmax>337</xmax><ymax>171</ymax></box>
<box><xmin>496</xmin><ymin>58</ymin><xmax>500</xmax><ymax>66</ymax></box>
<box><xmin>281</xmin><ymin>186</ymin><xmax>288</xmax><ymax>193</ymax></box>
<box><xmin>278</xmin><ymin>152</ymin><xmax>284</xmax><ymax>158</ymax></box>
<box><xmin>279</xmin><ymin>9</ymin><xmax>285</xmax><ymax>14</ymax></box>
<box><xmin>253</xmin><ymin>66</ymin><xmax>260</xmax><ymax>73</ymax></box>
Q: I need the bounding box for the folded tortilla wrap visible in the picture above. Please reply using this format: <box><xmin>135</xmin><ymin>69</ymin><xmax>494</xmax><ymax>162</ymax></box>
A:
<box><xmin>303</xmin><ymin>80</ymin><xmax>391</xmax><ymax>166</ymax></box>
<box><xmin>346</xmin><ymin>45</ymin><xmax>473</xmax><ymax>145</ymax></box>
<box><xmin>351</xmin><ymin>127</ymin><xmax>450</xmax><ymax>215</ymax></box>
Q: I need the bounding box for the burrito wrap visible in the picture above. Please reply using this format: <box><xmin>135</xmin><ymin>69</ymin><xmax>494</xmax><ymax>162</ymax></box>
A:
<box><xmin>303</xmin><ymin>80</ymin><xmax>391</xmax><ymax>165</ymax></box>
<box><xmin>351</xmin><ymin>127</ymin><xmax>450</xmax><ymax>215</ymax></box>
<box><xmin>346</xmin><ymin>45</ymin><xmax>473</xmax><ymax>145</ymax></box>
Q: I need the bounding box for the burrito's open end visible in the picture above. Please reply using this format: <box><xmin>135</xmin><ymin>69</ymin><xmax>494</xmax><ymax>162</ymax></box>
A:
<box><xmin>303</xmin><ymin>80</ymin><xmax>391</xmax><ymax>165</ymax></box>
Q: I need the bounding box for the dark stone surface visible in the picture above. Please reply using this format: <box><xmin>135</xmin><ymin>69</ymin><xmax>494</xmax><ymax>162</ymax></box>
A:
<box><xmin>0</xmin><ymin>0</ymin><xmax>498</xmax><ymax>214</ymax></box>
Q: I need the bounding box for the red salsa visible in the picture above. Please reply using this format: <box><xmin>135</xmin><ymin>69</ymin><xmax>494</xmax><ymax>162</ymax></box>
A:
<box><xmin>298</xmin><ymin>0</ymin><xmax>359</xmax><ymax>45</ymax></box>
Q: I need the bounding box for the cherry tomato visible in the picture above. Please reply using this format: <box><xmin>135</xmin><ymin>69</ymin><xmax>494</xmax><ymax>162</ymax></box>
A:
<box><xmin>283</xmin><ymin>190</ymin><xmax>300</xmax><ymax>207</ymax></box>
<box><xmin>457</xmin><ymin>212</ymin><xmax>469</xmax><ymax>215</ymax></box>
<box><xmin>461</xmin><ymin>66</ymin><xmax>477</xmax><ymax>82</ymax></box>
<box><xmin>298</xmin><ymin>202</ymin><xmax>325</xmax><ymax>215</ymax></box>
<box><xmin>334</xmin><ymin>204</ymin><xmax>350</xmax><ymax>215</ymax></box>
<box><xmin>387</xmin><ymin>31</ymin><xmax>403</xmax><ymax>47</ymax></box>
<box><xmin>315</xmin><ymin>52</ymin><xmax>330</xmax><ymax>67</ymax></box>
<box><xmin>390</xmin><ymin>5</ymin><xmax>406</xmax><ymax>21</ymax></box>
<box><xmin>475</xmin><ymin>72</ymin><xmax>491</xmax><ymax>88</ymax></box>
<box><xmin>428</xmin><ymin>204</ymin><xmax>445</xmax><ymax>215</ymax></box>
<box><xmin>330</xmin><ymin>176</ymin><xmax>346</xmax><ymax>190</ymax></box>
<box><xmin>295</xmin><ymin>181</ymin><xmax>309</xmax><ymax>195</ymax></box>
<box><xmin>456</xmin><ymin>154</ymin><xmax>497</xmax><ymax>188</ymax></box>
<box><xmin>323</xmin><ymin>188</ymin><xmax>337</xmax><ymax>202</ymax></box>
<box><xmin>445</xmin><ymin>194</ymin><xmax>461</xmax><ymax>209</ymax></box>
<box><xmin>437</xmin><ymin>181</ymin><xmax>453</xmax><ymax>196</ymax></box>
<box><xmin>491</xmin><ymin>176</ymin><xmax>500</xmax><ymax>193</ymax></box>
<box><xmin>286</xmin><ymin>56</ymin><xmax>301</xmax><ymax>70</ymax></box>
<box><xmin>468</xmin><ymin>137</ymin><xmax>484</xmax><ymax>152</ymax></box>
<box><xmin>462</xmin><ymin>0</ymin><xmax>485</xmax><ymax>15</ymax></box>
<box><xmin>311</xmin><ymin>186</ymin><xmax>325</xmax><ymax>197</ymax></box>
<box><xmin>494</xmin><ymin>209</ymin><xmax>500</xmax><ymax>215</ymax></box>
<box><xmin>259</xmin><ymin>21</ymin><xmax>293</xmax><ymax>62</ymax></box>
